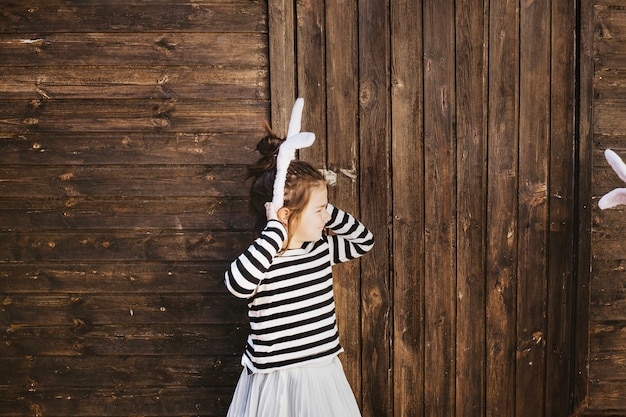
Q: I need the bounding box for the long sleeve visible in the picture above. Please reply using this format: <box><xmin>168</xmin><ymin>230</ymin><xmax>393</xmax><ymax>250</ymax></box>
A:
<box><xmin>325</xmin><ymin>204</ymin><xmax>375</xmax><ymax>265</ymax></box>
<box><xmin>224</xmin><ymin>219</ymin><xmax>286</xmax><ymax>299</ymax></box>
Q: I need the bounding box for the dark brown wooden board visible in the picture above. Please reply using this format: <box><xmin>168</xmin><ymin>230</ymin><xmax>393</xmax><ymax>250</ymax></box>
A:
<box><xmin>516</xmin><ymin>0</ymin><xmax>551</xmax><ymax>415</ymax></box>
<box><xmin>586</xmin><ymin>0</ymin><xmax>626</xmax><ymax>415</ymax></box>
<box><xmin>0</xmin><ymin>67</ymin><xmax>269</xmax><ymax>101</ymax></box>
<box><xmin>390</xmin><ymin>0</ymin><xmax>425</xmax><ymax>415</ymax></box>
<box><xmin>0</xmin><ymin>1</ymin><xmax>267</xmax><ymax>34</ymax></box>
<box><xmin>454</xmin><ymin>0</ymin><xmax>487</xmax><ymax>415</ymax></box>
<box><xmin>0</xmin><ymin>33</ymin><xmax>267</xmax><ymax>67</ymax></box>
<box><xmin>0</xmin><ymin>0</ymin><xmax>596</xmax><ymax>415</ymax></box>
<box><xmin>357</xmin><ymin>0</ymin><xmax>392</xmax><ymax>415</ymax></box>
<box><xmin>423</xmin><ymin>0</ymin><xmax>456</xmax><ymax>414</ymax></box>
<box><xmin>0</xmin><ymin>2</ymin><xmax>267</xmax><ymax>416</ymax></box>
<box><xmin>485</xmin><ymin>0</ymin><xmax>519</xmax><ymax>416</ymax></box>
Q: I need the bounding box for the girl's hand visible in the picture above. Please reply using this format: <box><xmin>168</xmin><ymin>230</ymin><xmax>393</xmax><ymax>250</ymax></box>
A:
<box><xmin>265</xmin><ymin>202</ymin><xmax>278</xmax><ymax>221</ymax></box>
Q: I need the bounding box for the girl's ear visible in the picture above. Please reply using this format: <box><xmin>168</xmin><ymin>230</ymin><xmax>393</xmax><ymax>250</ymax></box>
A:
<box><xmin>277</xmin><ymin>207</ymin><xmax>290</xmax><ymax>225</ymax></box>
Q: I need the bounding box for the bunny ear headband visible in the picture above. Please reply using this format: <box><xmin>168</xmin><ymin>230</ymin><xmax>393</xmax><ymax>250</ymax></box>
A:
<box><xmin>271</xmin><ymin>98</ymin><xmax>316</xmax><ymax>209</ymax></box>
<box><xmin>598</xmin><ymin>148</ymin><xmax>626</xmax><ymax>209</ymax></box>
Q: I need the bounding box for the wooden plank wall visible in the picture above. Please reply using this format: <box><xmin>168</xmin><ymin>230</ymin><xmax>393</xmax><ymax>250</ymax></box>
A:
<box><xmin>269</xmin><ymin>0</ymin><xmax>579</xmax><ymax>417</ymax></box>
<box><xmin>0</xmin><ymin>1</ymin><xmax>268</xmax><ymax>416</ymax></box>
<box><xmin>6</xmin><ymin>0</ymin><xmax>620</xmax><ymax>417</ymax></box>
<box><xmin>577</xmin><ymin>0</ymin><xmax>626</xmax><ymax>415</ymax></box>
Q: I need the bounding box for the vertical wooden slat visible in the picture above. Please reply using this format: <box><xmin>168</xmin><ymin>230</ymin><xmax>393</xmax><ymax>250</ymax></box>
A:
<box><xmin>546</xmin><ymin>0</ymin><xmax>576</xmax><ymax>414</ymax></box>
<box><xmin>391</xmin><ymin>0</ymin><xmax>425</xmax><ymax>415</ymax></box>
<box><xmin>455</xmin><ymin>0</ymin><xmax>488</xmax><ymax>415</ymax></box>
<box><xmin>423</xmin><ymin>0</ymin><xmax>456</xmax><ymax>415</ymax></box>
<box><xmin>325</xmin><ymin>0</ymin><xmax>362</xmax><ymax>404</ymax></box>
<box><xmin>573</xmin><ymin>0</ymin><xmax>595</xmax><ymax>413</ymax></box>
<box><xmin>486</xmin><ymin>0</ymin><xmax>519</xmax><ymax>416</ymax></box>
<box><xmin>268</xmin><ymin>0</ymin><xmax>296</xmax><ymax>136</ymax></box>
<box><xmin>358</xmin><ymin>0</ymin><xmax>392</xmax><ymax>416</ymax></box>
<box><xmin>296</xmin><ymin>0</ymin><xmax>327</xmax><ymax>165</ymax></box>
<box><xmin>516</xmin><ymin>0</ymin><xmax>551</xmax><ymax>416</ymax></box>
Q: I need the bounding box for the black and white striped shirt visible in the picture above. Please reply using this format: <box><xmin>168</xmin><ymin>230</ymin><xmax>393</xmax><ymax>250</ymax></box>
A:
<box><xmin>225</xmin><ymin>204</ymin><xmax>374</xmax><ymax>373</ymax></box>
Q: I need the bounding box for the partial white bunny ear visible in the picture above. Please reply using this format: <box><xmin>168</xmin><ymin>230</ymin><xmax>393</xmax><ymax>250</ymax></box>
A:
<box><xmin>271</xmin><ymin>98</ymin><xmax>316</xmax><ymax>209</ymax></box>
<box><xmin>605</xmin><ymin>149</ymin><xmax>626</xmax><ymax>184</ymax></box>
<box><xmin>287</xmin><ymin>98</ymin><xmax>305</xmax><ymax>139</ymax></box>
<box><xmin>599</xmin><ymin>188</ymin><xmax>626</xmax><ymax>210</ymax></box>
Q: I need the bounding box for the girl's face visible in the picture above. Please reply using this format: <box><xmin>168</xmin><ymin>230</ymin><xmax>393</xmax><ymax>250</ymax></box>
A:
<box><xmin>288</xmin><ymin>185</ymin><xmax>331</xmax><ymax>248</ymax></box>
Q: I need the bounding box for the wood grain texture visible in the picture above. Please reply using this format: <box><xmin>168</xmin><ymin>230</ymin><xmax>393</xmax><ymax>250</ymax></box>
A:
<box><xmin>0</xmin><ymin>132</ymin><xmax>259</xmax><ymax>165</ymax></box>
<box><xmin>0</xmin><ymin>2</ymin><xmax>267</xmax><ymax>416</ymax></box>
<box><xmin>268</xmin><ymin>0</ymin><xmax>295</xmax><ymax>135</ymax></box>
<box><xmin>485</xmin><ymin>0</ymin><xmax>519</xmax><ymax>416</ymax></box>
<box><xmin>586</xmin><ymin>0</ymin><xmax>626</xmax><ymax>415</ymax></box>
<box><xmin>545</xmin><ymin>0</ymin><xmax>577</xmax><ymax>414</ymax></box>
<box><xmin>1</xmin><ymin>0</ymin><xmax>593</xmax><ymax>415</ymax></box>
<box><xmin>391</xmin><ymin>0</ymin><xmax>425</xmax><ymax>415</ymax></box>
<box><xmin>516</xmin><ymin>0</ymin><xmax>551</xmax><ymax>415</ymax></box>
<box><xmin>454</xmin><ymin>0</ymin><xmax>487</xmax><ymax>415</ymax></box>
<box><xmin>357</xmin><ymin>0</ymin><xmax>392</xmax><ymax>415</ymax></box>
<box><xmin>0</xmin><ymin>33</ymin><xmax>267</xmax><ymax>67</ymax></box>
<box><xmin>0</xmin><ymin>67</ymin><xmax>269</xmax><ymax>101</ymax></box>
<box><xmin>0</xmin><ymin>0</ymin><xmax>267</xmax><ymax>34</ymax></box>
<box><xmin>423</xmin><ymin>0</ymin><xmax>456</xmax><ymax>415</ymax></box>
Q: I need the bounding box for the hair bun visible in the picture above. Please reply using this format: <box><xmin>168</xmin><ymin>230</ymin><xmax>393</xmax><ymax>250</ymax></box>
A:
<box><xmin>256</xmin><ymin>135</ymin><xmax>283</xmax><ymax>158</ymax></box>
<box><xmin>247</xmin><ymin>127</ymin><xmax>285</xmax><ymax>179</ymax></box>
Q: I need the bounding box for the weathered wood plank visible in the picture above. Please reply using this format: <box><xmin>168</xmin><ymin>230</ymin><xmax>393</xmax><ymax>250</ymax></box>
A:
<box><xmin>0</xmin><ymin>294</ymin><xmax>247</xmax><ymax>326</ymax></box>
<box><xmin>573</xmin><ymin>0</ymin><xmax>596</xmax><ymax>412</ymax></box>
<box><xmin>593</xmin><ymin>103</ymin><xmax>626</xmax><ymax>136</ymax></box>
<box><xmin>595</xmin><ymin>70</ymin><xmax>626</xmax><ymax>101</ymax></box>
<box><xmin>423</xmin><ymin>0</ymin><xmax>456</xmax><ymax>415</ymax></box>
<box><xmin>588</xmin><ymin>380</ymin><xmax>626</xmax><ymax>410</ymax></box>
<box><xmin>516</xmin><ymin>0</ymin><xmax>551</xmax><ymax>415</ymax></box>
<box><xmin>590</xmin><ymin>350</ymin><xmax>626</xmax><ymax>380</ymax></box>
<box><xmin>592</xmin><ymin>259</ymin><xmax>626</xmax><ymax>291</ymax></box>
<box><xmin>0</xmin><ymin>132</ymin><xmax>260</xmax><ymax>165</ymax></box>
<box><xmin>390</xmin><ymin>0</ymin><xmax>424</xmax><ymax>415</ymax></box>
<box><xmin>0</xmin><ymin>263</ymin><xmax>236</xmax><ymax>294</ymax></box>
<box><xmin>0</xmin><ymin>67</ymin><xmax>269</xmax><ymax>101</ymax></box>
<box><xmin>0</xmin><ymin>33</ymin><xmax>267</xmax><ymax>67</ymax></box>
<box><xmin>295</xmin><ymin>0</ymin><xmax>326</xmax><ymax>165</ymax></box>
<box><xmin>358</xmin><ymin>0</ymin><xmax>392</xmax><ymax>415</ymax></box>
<box><xmin>324</xmin><ymin>0</ymin><xmax>362</xmax><ymax>403</ymax></box>
<box><xmin>590</xmin><ymin>321</ymin><xmax>626</xmax><ymax>355</ymax></box>
<box><xmin>585</xmin><ymin>0</ymin><xmax>626</xmax><ymax>413</ymax></box>
<box><xmin>545</xmin><ymin>0</ymin><xmax>577</xmax><ymax>415</ymax></box>
<box><xmin>0</xmin><ymin>1</ymin><xmax>267</xmax><ymax>34</ymax></box>
<box><xmin>268</xmin><ymin>0</ymin><xmax>295</xmax><ymax>136</ymax></box>
<box><xmin>0</xmin><ymin>356</ymin><xmax>242</xmax><ymax>388</ymax></box>
<box><xmin>1</xmin><ymin>324</ymin><xmax>247</xmax><ymax>357</ymax></box>
<box><xmin>0</xmin><ymin>99</ymin><xmax>269</xmax><ymax>134</ymax></box>
<box><xmin>454</xmin><ymin>0</ymin><xmax>487</xmax><ymax>415</ymax></box>
<box><xmin>595</xmin><ymin>5</ymin><xmax>626</xmax><ymax>44</ymax></box>
<box><xmin>0</xmin><ymin>198</ymin><xmax>253</xmax><ymax>231</ymax></box>
<box><xmin>485</xmin><ymin>0</ymin><xmax>519</xmax><ymax>415</ymax></box>
<box><xmin>0</xmin><ymin>230</ymin><xmax>250</xmax><ymax>262</ymax></box>
<box><xmin>0</xmin><ymin>2</ymin><xmax>265</xmax><ymax>417</ymax></box>
<box><xmin>0</xmin><ymin>166</ymin><xmax>249</xmax><ymax>198</ymax></box>
<box><xmin>0</xmin><ymin>387</ymin><xmax>233</xmax><ymax>417</ymax></box>
<box><xmin>591</xmin><ymin>290</ymin><xmax>626</xmax><ymax>321</ymax></box>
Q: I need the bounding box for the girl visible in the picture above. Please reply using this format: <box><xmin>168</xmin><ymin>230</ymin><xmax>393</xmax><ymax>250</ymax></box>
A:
<box><xmin>224</xmin><ymin>131</ymin><xmax>374</xmax><ymax>417</ymax></box>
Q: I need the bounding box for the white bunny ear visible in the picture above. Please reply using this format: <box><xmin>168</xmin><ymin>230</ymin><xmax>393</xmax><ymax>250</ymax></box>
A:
<box><xmin>287</xmin><ymin>98</ymin><xmax>305</xmax><ymax>139</ymax></box>
<box><xmin>271</xmin><ymin>99</ymin><xmax>316</xmax><ymax>209</ymax></box>
<box><xmin>599</xmin><ymin>188</ymin><xmax>626</xmax><ymax>210</ymax></box>
<box><xmin>605</xmin><ymin>149</ymin><xmax>626</xmax><ymax>184</ymax></box>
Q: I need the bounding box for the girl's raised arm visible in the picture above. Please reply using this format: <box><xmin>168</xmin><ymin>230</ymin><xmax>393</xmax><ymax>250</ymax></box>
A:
<box><xmin>325</xmin><ymin>204</ymin><xmax>375</xmax><ymax>265</ymax></box>
<box><xmin>224</xmin><ymin>219</ymin><xmax>286</xmax><ymax>298</ymax></box>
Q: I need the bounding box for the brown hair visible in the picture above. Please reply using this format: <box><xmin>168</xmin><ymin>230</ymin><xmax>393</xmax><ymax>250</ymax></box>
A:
<box><xmin>247</xmin><ymin>128</ymin><xmax>326</xmax><ymax>249</ymax></box>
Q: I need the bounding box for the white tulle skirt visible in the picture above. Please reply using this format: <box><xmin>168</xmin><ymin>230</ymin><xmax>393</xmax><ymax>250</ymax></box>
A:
<box><xmin>226</xmin><ymin>356</ymin><xmax>361</xmax><ymax>417</ymax></box>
